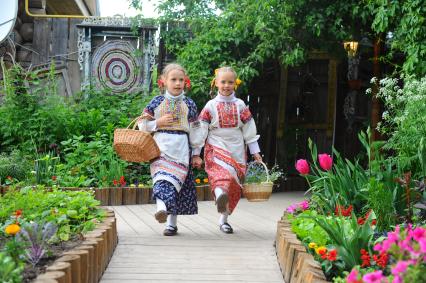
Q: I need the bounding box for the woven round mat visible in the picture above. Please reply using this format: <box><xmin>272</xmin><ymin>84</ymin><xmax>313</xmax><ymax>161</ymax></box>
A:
<box><xmin>91</xmin><ymin>40</ymin><xmax>143</xmax><ymax>93</ymax></box>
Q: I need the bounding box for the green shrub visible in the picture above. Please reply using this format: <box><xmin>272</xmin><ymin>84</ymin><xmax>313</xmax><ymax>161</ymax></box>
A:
<box><xmin>0</xmin><ymin>252</ymin><xmax>23</xmax><ymax>283</ymax></box>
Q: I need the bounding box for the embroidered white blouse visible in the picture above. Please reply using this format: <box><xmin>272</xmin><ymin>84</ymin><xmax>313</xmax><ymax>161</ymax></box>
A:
<box><xmin>194</xmin><ymin>93</ymin><xmax>260</xmax><ymax>164</ymax></box>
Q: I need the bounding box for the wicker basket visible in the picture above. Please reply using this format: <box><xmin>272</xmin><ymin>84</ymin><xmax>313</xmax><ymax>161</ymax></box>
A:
<box><xmin>113</xmin><ymin>117</ymin><xmax>160</xmax><ymax>163</ymax></box>
<box><xmin>243</xmin><ymin>161</ymin><xmax>273</xmax><ymax>202</ymax></box>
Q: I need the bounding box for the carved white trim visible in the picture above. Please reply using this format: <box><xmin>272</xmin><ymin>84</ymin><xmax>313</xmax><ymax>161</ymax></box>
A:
<box><xmin>148</xmin><ymin>30</ymin><xmax>156</xmax><ymax>72</ymax></box>
<box><xmin>77</xmin><ymin>28</ymin><xmax>85</xmax><ymax>70</ymax></box>
<box><xmin>81</xmin><ymin>16</ymin><xmax>133</xmax><ymax>27</ymax></box>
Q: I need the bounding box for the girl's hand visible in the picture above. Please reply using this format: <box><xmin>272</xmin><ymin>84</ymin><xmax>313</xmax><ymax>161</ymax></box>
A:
<box><xmin>192</xmin><ymin>155</ymin><xmax>203</xmax><ymax>169</ymax></box>
<box><xmin>253</xmin><ymin>153</ymin><xmax>262</xmax><ymax>163</ymax></box>
<box><xmin>156</xmin><ymin>114</ymin><xmax>174</xmax><ymax>127</ymax></box>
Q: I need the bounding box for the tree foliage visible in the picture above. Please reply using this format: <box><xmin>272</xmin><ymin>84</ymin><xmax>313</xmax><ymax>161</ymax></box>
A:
<box><xmin>131</xmin><ymin>0</ymin><xmax>425</xmax><ymax>104</ymax></box>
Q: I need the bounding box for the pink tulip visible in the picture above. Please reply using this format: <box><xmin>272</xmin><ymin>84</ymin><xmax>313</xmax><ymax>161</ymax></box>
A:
<box><xmin>318</xmin><ymin>153</ymin><xmax>333</xmax><ymax>171</ymax></box>
<box><xmin>295</xmin><ymin>159</ymin><xmax>310</xmax><ymax>175</ymax></box>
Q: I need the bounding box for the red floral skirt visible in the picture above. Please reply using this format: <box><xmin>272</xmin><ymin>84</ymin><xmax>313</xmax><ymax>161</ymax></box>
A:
<box><xmin>204</xmin><ymin>143</ymin><xmax>246</xmax><ymax>213</ymax></box>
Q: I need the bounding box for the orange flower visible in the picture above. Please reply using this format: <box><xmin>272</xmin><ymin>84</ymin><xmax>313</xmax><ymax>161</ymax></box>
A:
<box><xmin>315</xmin><ymin>246</ymin><xmax>327</xmax><ymax>256</ymax></box>
<box><xmin>203</xmin><ymin>178</ymin><xmax>209</xmax><ymax>183</ymax></box>
<box><xmin>5</xmin><ymin>224</ymin><xmax>20</xmax><ymax>235</ymax></box>
<box><xmin>195</xmin><ymin>179</ymin><xmax>201</xmax><ymax>184</ymax></box>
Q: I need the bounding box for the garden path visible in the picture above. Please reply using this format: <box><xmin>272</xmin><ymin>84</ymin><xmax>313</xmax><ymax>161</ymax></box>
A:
<box><xmin>100</xmin><ymin>191</ymin><xmax>305</xmax><ymax>283</ymax></box>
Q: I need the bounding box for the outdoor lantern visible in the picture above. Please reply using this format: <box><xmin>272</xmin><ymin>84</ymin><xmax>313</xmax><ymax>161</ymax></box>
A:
<box><xmin>343</xmin><ymin>41</ymin><xmax>359</xmax><ymax>57</ymax></box>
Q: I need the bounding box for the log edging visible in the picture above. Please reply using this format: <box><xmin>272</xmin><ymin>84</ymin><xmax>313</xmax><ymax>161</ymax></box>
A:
<box><xmin>34</xmin><ymin>208</ymin><xmax>118</xmax><ymax>283</ymax></box>
<box><xmin>275</xmin><ymin>219</ymin><xmax>330</xmax><ymax>283</ymax></box>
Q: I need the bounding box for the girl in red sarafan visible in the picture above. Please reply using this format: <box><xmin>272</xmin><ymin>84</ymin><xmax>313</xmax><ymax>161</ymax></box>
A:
<box><xmin>192</xmin><ymin>66</ymin><xmax>262</xmax><ymax>234</ymax></box>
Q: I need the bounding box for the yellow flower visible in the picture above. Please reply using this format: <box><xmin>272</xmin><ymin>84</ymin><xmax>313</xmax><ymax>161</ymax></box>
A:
<box><xmin>235</xmin><ymin>78</ymin><xmax>242</xmax><ymax>85</ymax></box>
<box><xmin>315</xmin><ymin>246</ymin><xmax>327</xmax><ymax>255</ymax></box>
<box><xmin>195</xmin><ymin>178</ymin><xmax>201</xmax><ymax>184</ymax></box>
<box><xmin>130</xmin><ymin>184</ymin><xmax>136</xmax><ymax>187</ymax></box>
<box><xmin>308</xmin><ymin>242</ymin><xmax>317</xmax><ymax>249</ymax></box>
<box><xmin>5</xmin><ymin>224</ymin><xmax>20</xmax><ymax>236</ymax></box>
<box><xmin>203</xmin><ymin>178</ymin><xmax>209</xmax><ymax>183</ymax></box>
<box><xmin>214</xmin><ymin>68</ymin><xmax>219</xmax><ymax>76</ymax></box>
<box><xmin>138</xmin><ymin>183</ymin><xmax>144</xmax><ymax>188</ymax></box>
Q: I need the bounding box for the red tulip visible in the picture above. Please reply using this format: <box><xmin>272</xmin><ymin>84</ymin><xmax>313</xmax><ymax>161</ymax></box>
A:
<box><xmin>295</xmin><ymin>159</ymin><xmax>310</xmax><ymax>175</ymax></box>
<box><xmin>318</xmin><ymin>153</ymin><xmax>333</xmax><ymax>171</ymax></box>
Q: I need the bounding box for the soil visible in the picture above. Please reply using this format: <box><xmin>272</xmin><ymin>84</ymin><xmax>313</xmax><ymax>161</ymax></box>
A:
<box><xmin>1</xmin><ymin>235</ymin><xmax>82</xmax><ymax>282</ymax></box>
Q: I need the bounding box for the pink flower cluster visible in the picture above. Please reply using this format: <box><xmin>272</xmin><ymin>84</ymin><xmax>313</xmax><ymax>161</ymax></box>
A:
<box><xmin>346</xmin><ymin>225</ymin><xmax>426</xmax><ymax>283</ymax></box>
<box><xmin>295</xmin><ymin>153</ymin><xmax>333</xmax><ymax>175</ymax></box>
<box><xmin>286</xmin><ymin>200</ymin><xmax>310</xmax><ymax>214</ymax></box>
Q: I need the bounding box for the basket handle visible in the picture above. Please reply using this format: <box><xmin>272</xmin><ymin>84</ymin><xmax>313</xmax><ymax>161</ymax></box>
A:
<box><xmin>127</xmin><ymin>116</ymin><xmax>143</xmax><ymax>130</ymax></box>
<box><xmin>248</xmin><ymin>160</ymin><xmax>270</xmax><ymax>183</ymax></box>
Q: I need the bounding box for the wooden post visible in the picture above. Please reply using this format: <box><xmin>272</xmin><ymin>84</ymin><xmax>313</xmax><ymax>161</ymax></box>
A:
<box><xmin>75</xmin><ymin>245</ymin><xmax>95</xmax><ymax>283</ymax></box>
<box><xmin>123</xmin><ymin>187</ymin><xmax>137</xmax><ymax>205</ymax></box>
<box><xmin>136</xmin><ymin>187</ymin><xmax>150</xmax><ymax>204</ymax></box>
<box><xmin>56</xmin><ymin>255</ymin><xmax>81</xmax><ymax>283</ymax></box>
<box><xmin>46</xmin><ymin>262</ymin><xmax>72</xmax><ymax>283</ymax></box>
<box><xmin>63</xmin><ymin>250</ymin><xmax>89</xmax><ymax>283</ymax></box>
<box><xmin>36</xmin><ymin>271</ymin><xmax>66</xmax><ymax>283</ymax></box>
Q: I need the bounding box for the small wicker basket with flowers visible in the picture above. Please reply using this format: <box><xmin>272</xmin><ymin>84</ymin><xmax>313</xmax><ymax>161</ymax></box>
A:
<box><xmin>243</xmin><ymin>161</ymin><xmax>283</xmax><ymax>202</ymax></box>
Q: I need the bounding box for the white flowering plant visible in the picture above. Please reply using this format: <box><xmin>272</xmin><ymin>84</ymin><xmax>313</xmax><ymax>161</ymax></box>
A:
<box><xmin>367</xmin><ymin>76</ymin><xmax>426</xmax><ymax>176</ymax></box>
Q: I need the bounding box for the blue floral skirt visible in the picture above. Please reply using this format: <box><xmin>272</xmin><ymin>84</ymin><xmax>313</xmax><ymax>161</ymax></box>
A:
<box><xmin>152</xmin><ymin>169</ymin><xmax>198</xmax><ymax>215</ymax></box>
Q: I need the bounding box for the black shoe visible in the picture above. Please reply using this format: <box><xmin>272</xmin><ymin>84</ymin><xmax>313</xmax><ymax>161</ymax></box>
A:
<box><xmin>163</xmin><ymin>225</ymin><xmax>178</xmax><ymax>236</ymax></box>
<box><xmin>216</xmin><ymin>193</ymin><xmax>229</xmax><ymax>213</ymax></box>
<box><xmin>219</xmin><ymin>223</ymin><xmax>233</xmax><ymax>234</ymax></box>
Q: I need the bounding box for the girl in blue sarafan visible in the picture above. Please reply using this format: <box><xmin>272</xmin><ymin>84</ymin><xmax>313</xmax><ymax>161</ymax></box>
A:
<box><xmin>137</xmin><ymin>63</ymin><xmax>201</xmax><ymax>236</ymax></box>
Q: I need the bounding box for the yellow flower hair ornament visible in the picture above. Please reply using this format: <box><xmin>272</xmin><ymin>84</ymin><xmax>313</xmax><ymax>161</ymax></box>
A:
<box><xmin>234</xmin><ymin>78</ymin><xmax>242</xmax><ymax>90</ymax></box>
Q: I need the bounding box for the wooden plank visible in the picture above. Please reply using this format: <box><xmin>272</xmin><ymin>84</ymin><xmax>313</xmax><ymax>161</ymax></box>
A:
<box><xmin>31</xmin><ymin>18</ymin><xmax>51</xmax><ymax>65</ymax></box>
<box><xmin>100</xmin><ymin>192</ymin><xmax>305</xmax><ymax>282</ymax></box>
<box><xmin>50</xmin><ymin>18</ymin><xmax>69</xmax><ymax>60</ymax></box>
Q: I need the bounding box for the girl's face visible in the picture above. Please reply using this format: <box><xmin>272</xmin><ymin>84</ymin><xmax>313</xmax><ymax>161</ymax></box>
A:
<box><xmin>215</xmin><ymin>71</ymin><xmax>236</xmax><ymax>96</ymax></box>
<box><xmin>164</xmin><ymin>69</ymin><xmax>185</xmax><ymax>96</ymax></box>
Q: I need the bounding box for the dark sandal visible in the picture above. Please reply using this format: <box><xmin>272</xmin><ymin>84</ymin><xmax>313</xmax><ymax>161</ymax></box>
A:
<box><xmin>216</xmin><ymin>193</ymin><xmax>229</xmax><ymax>213</ymax></box>
<box><xmin>163</xmin><ymin>225</ymin><xmax>178</xmax><ymax>236</ymax></box>
<box><xmin>155</xmin><ymin>210</ymin><xmax>168</xmax><ymax>223</ymax></box>
<box><xmin>220</xmin><ymin>223</ymin><xmax>233</xmax><ymax>234</ymax></box>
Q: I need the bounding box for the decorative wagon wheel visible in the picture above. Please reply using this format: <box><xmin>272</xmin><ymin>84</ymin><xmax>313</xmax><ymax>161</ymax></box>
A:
<box><xmin>91</xmin><ymin>40</ymin><xmax>143</xmax><ymax>93</ymax></box>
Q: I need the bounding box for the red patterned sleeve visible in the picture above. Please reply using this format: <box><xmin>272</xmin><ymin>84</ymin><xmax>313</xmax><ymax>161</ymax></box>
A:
<box><xmin>240</xmin><ymin>106</ymin><xmax>253</xmax><ymax>124</ymax></box>
<box><xmin>199</xmin><ymin>108</ymin><xmax>212</xmax><ymax>123</ymax></box>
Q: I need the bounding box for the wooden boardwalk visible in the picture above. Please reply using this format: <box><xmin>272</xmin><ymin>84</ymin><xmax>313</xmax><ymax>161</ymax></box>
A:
<box><xmin>100</xmin><ymin>191</ymin><xmax>305</xmax><ymax>283</ymax></box>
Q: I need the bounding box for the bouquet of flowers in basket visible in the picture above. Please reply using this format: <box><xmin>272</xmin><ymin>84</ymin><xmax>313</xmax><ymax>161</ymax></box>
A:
<box><xmin>243</xmin><ymin>162</ymin><xmax>284</xmax><ymax>202</ymax></box>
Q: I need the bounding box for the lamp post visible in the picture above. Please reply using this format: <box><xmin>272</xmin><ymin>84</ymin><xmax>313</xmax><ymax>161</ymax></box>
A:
<box><xmin>343</xmin><ymin>40</ymin><xmax>360</xmax><ymax>130</ymax></box>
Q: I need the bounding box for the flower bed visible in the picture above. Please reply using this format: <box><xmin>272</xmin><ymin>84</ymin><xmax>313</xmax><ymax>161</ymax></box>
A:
<box><xmin>280</xmin><ymin>131</ymin><xmax>426</xmax><ymax>283</ymax></box>
<box><xmin>276</xmin><ymin>218</ymin><xmax>329</xmax><ymax>283</ymax></box>
<box><xmin>0</xmin><ymin>187</ymin><xmax>117</xmax><ymax>282</ymax></box>
<box><xmin>33</xmin><ymin>208</ymin><xmax>118</xmax><ymax>283</ymax></box>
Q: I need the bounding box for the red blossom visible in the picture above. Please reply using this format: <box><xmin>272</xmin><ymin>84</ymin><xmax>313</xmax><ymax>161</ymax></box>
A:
<box><xmin>119</xmin><ymin>176</ymin><xmax>126</xmax><ymax>186</ymax></box>
<box><xmin>373</xmin><ymin>252</ymin><xmax>388</xmax><ymax>269</ymax></box>
<box><xmin>6</xmin><ymin>176</ymin><xmax>13</xmax><ymax>180</ymax></box>
<box><xmin>357</xmin><ymin>217</ymin><xmax>366</xmax><ymax>225</ymax></box>
<box><xmin>113</xmin><ymin>179</ymin><xmax>118</xmax><ymax>186</ymax></box>
<box><xmin>14</xmin><ymin>210</ymin><xmax>22</xmax><ymax>217</ymax></box>
<box><xmin>327</xmin><ymin>249</ymin><xmax>337</xmax><ymax>261</ymax></box>
<box><xmin>335</xmin><ymin>204</ymin><xmax>353</xmax><ymax>217</ymax></box>
<box><xmin>52</xmin><ymin>175</ymin><xmax>57</xmax><ymax>181</ymax></box>
<box><xmin>184</xmin><ymin>76</ymin><xmax>191</xmax><ymax>89</ymax></box>
<box><xmin>360</xmin><ymin>249</ymin><xmax>371</xmax><ymax>267</ymax></box>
